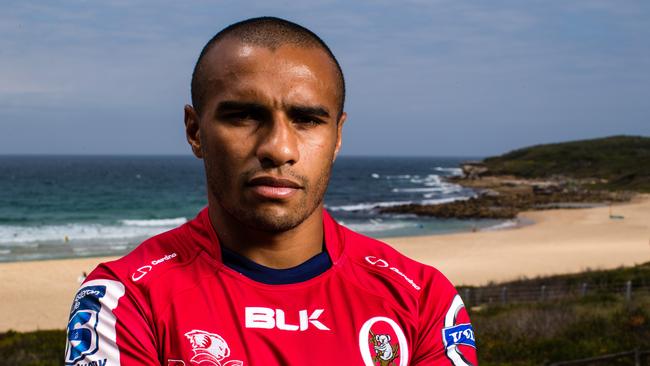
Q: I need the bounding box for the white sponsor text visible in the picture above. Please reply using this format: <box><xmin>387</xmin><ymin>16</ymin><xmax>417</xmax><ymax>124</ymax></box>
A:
<box><xmin>245</xmin><ymin>307</ymin><xmax>330</xmax><ymax>331</ymax></box>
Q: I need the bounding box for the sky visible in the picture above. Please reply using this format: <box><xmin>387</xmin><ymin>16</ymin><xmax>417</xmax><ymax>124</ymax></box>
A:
<box><xmin>1</xmin><ymin>0</ymin><xmax>649</xmax><ymax>157</ymax></box>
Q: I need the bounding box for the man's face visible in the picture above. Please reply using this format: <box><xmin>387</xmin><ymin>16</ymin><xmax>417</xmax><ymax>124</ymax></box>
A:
<box><xmin>185</xmin><ymin>38</ymin><xmax>346</xmax><ymax>232</ymax></box>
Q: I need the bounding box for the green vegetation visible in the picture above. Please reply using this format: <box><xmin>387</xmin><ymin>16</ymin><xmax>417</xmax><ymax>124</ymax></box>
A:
<box><xmin>2</xmin><ymin>264</ymin><xmax>649</xmax><ymax>365</ymax></box>
<box><xmin>473</xmin><ymin>297</ymin><xmax>650</xmax><ymax>366</ymax></box>
<box><xmin>468</xmin><ymin>262</ymin><xmax>650</xmax><ymax>365</ymax></box>
<box><xmin>0</xmin><ymin>329</ymin><xmax>65</xmax><ymax>366</ymax></box>
<box><xmin>482</xmin><ymin>135</ymin><xmax>650</xmax><ymax>192</ymax></box>
<box><xmin>472</xmin><ymin>261</ymin><xmax>650</xmax><ymax>291</ymax></box>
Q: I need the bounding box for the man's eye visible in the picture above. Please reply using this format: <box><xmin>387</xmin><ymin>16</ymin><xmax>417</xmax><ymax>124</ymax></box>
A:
<box><xmin>294</xmin><ymin>116</ymin><xmax>323</xmax><ymax>125</ymax></box>
<box><xmin>222</xmin><ymin>111</ymin><xmax>258</xmax><ymax>123</ymax></box>
<box><xmin>228</xmin><ymin>112</ymin><xmax>253</xmax><ymax>120</ymax></box>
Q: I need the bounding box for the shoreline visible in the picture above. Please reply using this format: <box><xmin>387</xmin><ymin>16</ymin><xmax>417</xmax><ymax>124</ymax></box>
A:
<box><xmin>386</xmin><ymin>193</ymin><xmax>650</xmax><ymax>286</ymax></box>
<box><xmin>1</xmin><ymin>195</ymin><xmax>648</xmax><ymax>332</ymax></box>
<box><xmin>0</xmin><ymin>212</ymin><xmax>512</xmax><ymax>264</ymax></box>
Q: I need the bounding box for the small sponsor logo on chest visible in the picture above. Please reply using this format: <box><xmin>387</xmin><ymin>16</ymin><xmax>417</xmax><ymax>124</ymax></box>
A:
<box><xmin>245</xmin><ymin>307</ymin><xmax>330</xmax><ymax>331</ymax></box>
<box><xmin>131</xmin><ymin>252</ymin><xmax>177</xmax><ymax>282</ymax></box>
<box><xmin>364</xmin><ymin>256</ymin><xmax>421</xmax><ymax>291</ymax></box>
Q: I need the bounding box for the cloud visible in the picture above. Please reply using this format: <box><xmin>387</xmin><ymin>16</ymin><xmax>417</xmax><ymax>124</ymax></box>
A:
<box><xmin>1</xmin><ymin>0</ymin><xmax>649</xmax><ymax>155</ymax></box>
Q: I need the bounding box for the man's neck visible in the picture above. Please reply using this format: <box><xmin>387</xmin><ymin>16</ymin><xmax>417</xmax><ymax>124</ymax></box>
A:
<box><xmin>207</xmin><ymin>202</ymin><xmax>325</xmax><ymax>269</ymax></box>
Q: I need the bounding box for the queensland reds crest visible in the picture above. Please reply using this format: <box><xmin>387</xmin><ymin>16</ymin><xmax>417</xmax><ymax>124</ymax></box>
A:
<box><xmin>359</xmin><ymin>317</ymin><xmax>409</xmax><ymax>366</ymax></box>
<box><xmin>184</xmin><ymin>330</ymin><xmax>243</xmax><ymax>366</ymax></box>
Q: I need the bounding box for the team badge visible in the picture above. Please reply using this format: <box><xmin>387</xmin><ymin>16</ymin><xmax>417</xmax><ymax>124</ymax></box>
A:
<box><xmin>359</xmin><ymin>317</ymin><xmax>409</xmax><ymax>366</ymax></box>
<box><xmin>370</xmin><ymin>332</ymin><xmax>399</xmax><ymax>365</ymax></box>
<box><xmin>185</xmin><ymin>330</ymin><xmax>244</xmax><ymax>366</ymax></box>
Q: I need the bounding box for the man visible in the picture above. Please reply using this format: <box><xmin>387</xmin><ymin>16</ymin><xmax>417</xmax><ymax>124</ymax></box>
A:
<box><xmin>65</xmin><ymin>17</ymin><xmax>477</xmax><ymax>366</ymax></box>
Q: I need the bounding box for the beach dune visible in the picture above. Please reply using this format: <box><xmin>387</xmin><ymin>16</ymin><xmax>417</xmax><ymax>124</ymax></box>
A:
<box><xmin>1</xmin><ymin>195</ymin><xmax>648</xmax><ymax>332</ymax></box>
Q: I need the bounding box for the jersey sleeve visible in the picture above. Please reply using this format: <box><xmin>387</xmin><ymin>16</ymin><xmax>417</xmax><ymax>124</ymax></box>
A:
<box><xmin>64</xmin><ymin>264</ymin><xmax>160</xmax><ymax>366</ymax></box>
<box><xmin>410</xmin><ymin>270</ymin><xmax>478</xmax><ymax>366</ymax></box>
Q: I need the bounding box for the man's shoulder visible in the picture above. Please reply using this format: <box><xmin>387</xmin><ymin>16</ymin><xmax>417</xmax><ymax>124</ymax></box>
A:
<box><xmin>87</xmin><ymin>221</ymin><xmax>202</xmax><ymax>287</ymax></box>
<box><xmin>338</xmin><ymin>224</ymin><xmax>456</xmax><ymax>301</ymax></box>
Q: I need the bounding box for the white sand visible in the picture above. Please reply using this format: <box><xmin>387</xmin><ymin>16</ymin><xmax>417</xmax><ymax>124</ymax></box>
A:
<box><xmin>386</xmin><ymin>194</ymin><xmax>650</xmax><ymax>286</ymax></box>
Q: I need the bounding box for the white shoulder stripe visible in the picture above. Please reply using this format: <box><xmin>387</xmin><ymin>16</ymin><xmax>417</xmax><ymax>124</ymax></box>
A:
<box><xmin>444</xmin><ymin>294</ymin><xmax>464</xmax><ymax>328</ymax></box>
<box><xmin>443</xmin><ymin>295</ymin><xmax>475</xmax><ymax>366</ymax></box>
<box><xmin>65</xmin><ymin>279</ymin><xmax>125</xmax><ymax>366</ymax></box>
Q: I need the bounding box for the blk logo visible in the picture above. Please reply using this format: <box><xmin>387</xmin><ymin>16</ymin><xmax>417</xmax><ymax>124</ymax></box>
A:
<box><xmin>245</xmin><ymin>307</ymin><xmax>330</xmax><ymax>331</ymax></box>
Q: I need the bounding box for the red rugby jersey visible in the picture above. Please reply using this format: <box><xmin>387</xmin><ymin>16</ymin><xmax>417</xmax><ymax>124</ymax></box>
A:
<box><xmin>65</xmin><ymin>207</ymin><xmax>477</xmax><ymax>366</ymax></box>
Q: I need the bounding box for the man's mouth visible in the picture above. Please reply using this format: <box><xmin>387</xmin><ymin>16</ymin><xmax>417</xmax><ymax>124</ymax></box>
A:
<box><xmin>246</xmin><ymin>176</ymin><xmax>303</xmax><ymax>199</ymax></box>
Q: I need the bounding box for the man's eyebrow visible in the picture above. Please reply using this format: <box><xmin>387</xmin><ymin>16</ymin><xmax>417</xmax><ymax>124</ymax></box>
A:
<box><xmin>215</xmin><ymin>100</ymin><xmax>331</xmax><ymax>119</ymax></box>
<box><xmin>216</xmin><ymin>101</ymin><xmax>267</xmax><ymax>114</ymax></box>
<box><xmin>288</xmin><ymin>104</ymin><xmax>331</xmax><ymax>118</ymax></box>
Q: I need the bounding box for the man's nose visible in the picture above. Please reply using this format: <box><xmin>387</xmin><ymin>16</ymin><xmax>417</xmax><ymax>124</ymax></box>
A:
<box><xmin>255</xmin><ymin>114</ymin><xmax>299</xmax><ymax>168</ymax></box>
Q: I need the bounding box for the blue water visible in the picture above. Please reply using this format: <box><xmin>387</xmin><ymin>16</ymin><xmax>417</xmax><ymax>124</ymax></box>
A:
<box><xmin>0</xmin><ymin>155</ymin><xmax>504</xmax><ymax>261</ymax></box>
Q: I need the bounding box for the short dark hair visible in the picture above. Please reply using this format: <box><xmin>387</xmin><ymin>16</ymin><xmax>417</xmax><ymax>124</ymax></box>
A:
<box><xmin>190</xmin><ymin>16</ymin><xmax>346</xmax><ymax>119</ymax></box>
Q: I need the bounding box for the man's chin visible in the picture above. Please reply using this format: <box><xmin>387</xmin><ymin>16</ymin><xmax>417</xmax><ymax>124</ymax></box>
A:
<box><xmin>213</xmin><ymin>188</ymin><xmax>324</xmax><ymax>233</ymax></box>
<box><xmin>236</xmin><ymin>204</ymin><xmax>310</xmax><ymax>233</ymax></box>
<box><xmin>241</xmin><ymin>213</ymin><xmax>303</xmax><ymax>233</ymax></box>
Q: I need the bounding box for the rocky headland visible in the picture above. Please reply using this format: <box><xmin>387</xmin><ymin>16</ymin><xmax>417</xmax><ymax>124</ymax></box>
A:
<box><xmin>380</xmin><ymin>135</ymin><xmax>648</xmax><ymax>219</ymax></box>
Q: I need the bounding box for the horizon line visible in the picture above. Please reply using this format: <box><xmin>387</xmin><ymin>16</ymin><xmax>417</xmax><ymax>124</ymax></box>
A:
<box><xmin>0</xmin><ymin>153</ymin><xmax>486</xmax><ymax>159</ymax></box>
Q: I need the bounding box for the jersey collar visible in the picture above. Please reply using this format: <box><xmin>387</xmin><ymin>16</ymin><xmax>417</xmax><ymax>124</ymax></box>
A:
<box><xmin>188</xmin><ymin>206</ymin><xmax>346</xmax><ymax>266</ymax></box>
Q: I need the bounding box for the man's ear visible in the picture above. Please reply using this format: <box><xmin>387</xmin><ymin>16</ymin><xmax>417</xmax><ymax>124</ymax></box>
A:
<box><xmin>332</xmin><ymin>111</ymin><xmax>347</xmax><ymax>163</ymax></box>
<box><xmin>184</xmin><ymin>105</ymin><xmax>203</xmax><ymax>158</ymax></box>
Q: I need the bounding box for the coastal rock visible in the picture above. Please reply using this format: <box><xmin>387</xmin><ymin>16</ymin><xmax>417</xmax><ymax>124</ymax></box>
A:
<box><xmin>380</xmin><ymin>175</ymin><xmax>633</xmax><ymax>220</ymax></box>
<box><xmin>461</xmin><ymin>162</ymin><xmax>489</xmax><ymax>180</ymax></box>
<box><xmin>398</xmin><ymin>135</ymin><xmax>648</xmax><ymax>220</ymax></box>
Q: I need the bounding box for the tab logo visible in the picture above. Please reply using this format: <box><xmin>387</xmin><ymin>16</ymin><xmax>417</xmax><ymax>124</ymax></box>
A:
<box><xmin>245</xmin><ymin>307</ymin><xmax>330</xmax><ymax>331</ymax></box>
<box><xmin>443</xmin><ymin>324</ymin><xmax>476</xmax><ymax>349</ymax></box>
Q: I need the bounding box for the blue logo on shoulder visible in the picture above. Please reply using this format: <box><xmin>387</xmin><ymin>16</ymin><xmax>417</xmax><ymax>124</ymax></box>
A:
<box><xmin>443</xmin><ymin>323</ymin><xmax>476</xmax><ymax>349</ymax></box>
<box><xmin>65</xmin><ymin>285</ymin><xmax>106</xmax><ymax>365</ymax></box>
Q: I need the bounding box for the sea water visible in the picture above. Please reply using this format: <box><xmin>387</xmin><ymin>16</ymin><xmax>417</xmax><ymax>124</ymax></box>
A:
<box><xmin>0</xmin><ymin>155</ymin><xmax>505</xmax><ymax>261</ymax></box>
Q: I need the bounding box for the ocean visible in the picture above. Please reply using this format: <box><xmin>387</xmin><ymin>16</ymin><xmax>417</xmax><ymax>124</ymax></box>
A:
<box><xmin>0</xmin><ymin>155</ymin><xmax>507</xmax><ymax>262</ymax></box>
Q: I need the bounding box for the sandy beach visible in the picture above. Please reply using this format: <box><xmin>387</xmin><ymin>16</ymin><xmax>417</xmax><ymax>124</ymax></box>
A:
<box><xmin>1</xmin><ymin>195</ymin><xmax>648</xmax><ymax>332</ymax></box>
<box><xmin>387</xmin><ymin>194</ymin><xmax>650</xmax><ymax>286</ymax></box>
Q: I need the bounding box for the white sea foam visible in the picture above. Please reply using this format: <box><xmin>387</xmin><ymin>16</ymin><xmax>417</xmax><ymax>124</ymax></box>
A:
<box><xmin>384</xmin><ymin>213</ymin><xmax>419</xmax><ymax>219</ymax></box>
<box><xmin>434</xmin><ymin>167</ymin><xmax>463</xmax><ymax>176</ymax></box>
<box><xmin>384</xmin><ymin>174</ymin><xmax>412</xmax><ymax>179</ymax></box>
<box><xmin>480</xmin><ymin>219</ymin><xmax>519</xmax><ymax>231</ymax></box>
<box><xmin>0</xmin><ymin>218</ymin><xmax>186</xmax><ymax>245</ymax></box>
<box><xmin>72</xmin><ymin>247</ymin><xmax>97</xmax><ymax>254</ymax></box>
<box><xmin>120</xmin><ymin>218</ymin><xmax>187</xmax><ymax>227</ymax></box>
<box><xmin>392</xmin><ymin>187</ymin><xmax>445</xmax><ymax>193</ymax></box>
<box><xmin>409</xmin><ymin>174</ymin><xmax>440</xmax><ymax>184</ymax></box>
<box><xmin>371</xmin><ymin>173</ymin><xmax>380</xmax><ymax>179</ymax></box>
<box><xmin>343</xmin><ymin>220</ymin><xmax>418</xmax><ymax>233</ymax></box>
<box><xmin>326</xmin><ymin>200</ymin><xmax>414</xmax><ymax>212</ymax></box>
<box><xmin>420</xmin><ymin>196</ymin><xmax>471</xmax><ymax>205</ymax></box>
<box><xmin>326</xmin><ymin>195</ymin><xmax>471</xmax><ymax>212</ymax></box>
<box><xmin>389</xmin><ymin>173</ymin><xmax>465</xmax><ymax>198</ymax></box>
<box><xmin>422</xmin><ymin>186</ymin><xmax>464</xmax><ymax>198</ymax></box>
<box><xmin>411</xmin><ymin>174</ymin><xmax>462</xmax><ymax>189</ymax></box>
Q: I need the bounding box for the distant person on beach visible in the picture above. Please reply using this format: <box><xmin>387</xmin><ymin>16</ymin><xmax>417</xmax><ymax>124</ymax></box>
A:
<box><xmin>76</xmin><ymin>271</ymin><xmax>87</xmax><ymax>284</ymax></box>
<box><xmin>65</xmin><ymin>17</ymin><xmax>477</xmax><ymax>366</ymax></box>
